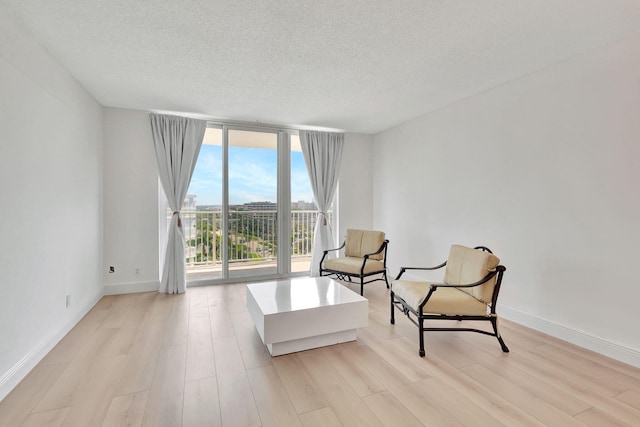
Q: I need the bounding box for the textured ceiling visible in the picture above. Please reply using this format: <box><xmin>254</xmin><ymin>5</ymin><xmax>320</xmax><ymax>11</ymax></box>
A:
<box><xmin>3</xmin><ymin>0</ymin><xmax>640</xmax><ymax>133</ymax></box>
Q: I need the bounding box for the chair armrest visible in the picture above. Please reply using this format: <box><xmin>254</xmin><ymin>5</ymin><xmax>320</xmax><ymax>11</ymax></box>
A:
<box><xmin>320</xmin><ymin>241</ymin><xmax>345</xmax><ymax>266</ymax></box>
<box><xmin>362</xmin><ymin>239</ymin><xmax>388</xmax><ymax>259</ymax></box>
<box><xmin>357</xmin><ymin>240</ymin><xmax>389</xmax><ymax>274</ymax></box>
<box><xmin>322</xmin><ymin>241</ymin><xmax>345</xmax><ymax>255</ymax></box>
<box><xmin>395</xmin><ymin>261</ymin><xmax>447</xmax><ymax>280</ymax></box>
<box><xmin>428</xmin><ymin>266</ymin><xmax>504</xmax><ymax>290</ymax></box>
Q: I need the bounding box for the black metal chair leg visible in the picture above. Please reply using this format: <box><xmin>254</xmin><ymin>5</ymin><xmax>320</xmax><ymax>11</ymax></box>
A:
<box><xmin>390</xmin><ymin>292</ymin><xmax>395</xmax><ymax>324</ymax></box>
<box><xmin>360</xmin><ymin>277</ymin><xmax>364</xmax><ymax>295</ymax></box>
<box><xmin>497</xmin><ymin>335</ymin><xmax>510</xmax><ymax>353</ymax></box>
<box><xmin>491</xmin><ymin>317</ymin><xmax>510</xmax><ymax>352</ymax></box>
<box><xmin>418</xmin><ymin>317</ymin><xmax>425</xmax><ymax>357</ymax></box>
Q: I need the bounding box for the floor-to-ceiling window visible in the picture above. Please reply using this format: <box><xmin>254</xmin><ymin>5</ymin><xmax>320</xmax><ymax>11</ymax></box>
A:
<box><xmin>180</xmin><ymin>124</ymin><xmax>319</xmax><ymax>283</ymax></box>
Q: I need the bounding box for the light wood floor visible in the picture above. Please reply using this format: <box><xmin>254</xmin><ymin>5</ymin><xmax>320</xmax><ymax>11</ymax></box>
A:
<box><xmin>2</xmin><ymin>281</ymin><xmax>640</xmax><ymax>427</ymax></box>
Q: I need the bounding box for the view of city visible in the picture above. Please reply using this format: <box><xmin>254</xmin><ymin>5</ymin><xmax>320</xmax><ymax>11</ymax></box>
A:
<box><xmin>180</xmin><ymin>199</ymin><xmax>322</xmax><ymax>277</ymax></box>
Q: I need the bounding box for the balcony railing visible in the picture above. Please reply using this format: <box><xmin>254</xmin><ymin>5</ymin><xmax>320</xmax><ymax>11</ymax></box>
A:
<box><xmin>176</xmin><ymin>209</ymin><xmax>328</xmax><ymax>272</ymax></box>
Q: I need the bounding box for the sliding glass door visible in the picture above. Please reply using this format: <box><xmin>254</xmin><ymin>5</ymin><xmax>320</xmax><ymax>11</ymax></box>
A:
<box><xmin>182</xmin><ymin>125</ymin><xmax>316</xmax><ymax>283</ymax></box>
<box><xmin>227</xmin><ymin>129</ymin><xmax>279</xmax><ymax>278</ymax></box>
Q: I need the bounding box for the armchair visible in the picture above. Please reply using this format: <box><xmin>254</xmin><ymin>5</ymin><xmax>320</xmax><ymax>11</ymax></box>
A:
<box><xmin>390</xmin><ymin>244</ymin><xmax>508</xmax><ymax>357</ymax></box>
<box><xmin>320</xmin><ymin>229</ymin><xmax>389</xmax><ymax>296</ymax></box>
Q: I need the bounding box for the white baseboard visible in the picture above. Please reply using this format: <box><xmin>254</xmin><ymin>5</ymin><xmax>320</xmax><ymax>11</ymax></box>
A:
<box><xmin>498</xmin><ymin>304</ymin><xmax>640</xmax><ymax>369</ymax></box>
<box><xmin>0</xmin><ymin>293</ymin><xmax>103</xmax><ymax>401</ymax></box>
<box><xmin>104</xmin><ymin>280</ymin><xmax>159</xmax><ymax>295</ymax></box>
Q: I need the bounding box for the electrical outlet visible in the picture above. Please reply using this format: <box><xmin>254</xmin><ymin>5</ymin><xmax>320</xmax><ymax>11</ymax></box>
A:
<box><xmin>65</xmin><ymin>295</ymin><xmax>70</xmax><ymax>308</ymax></box>
<box><xmin>109</xmin><ymin>266</ymin><xmax>115</xmax><ymax>273</ymax></box>
<box><xmin>135</xmin><ymin>267</ymin><xmax>140</xmax><ymax>275</ymax></box>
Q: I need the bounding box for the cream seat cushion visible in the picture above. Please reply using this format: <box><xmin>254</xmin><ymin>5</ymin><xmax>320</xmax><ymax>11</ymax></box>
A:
<box><xmin>322</xmin><ymin>257</ymin><xmax>385</xmax><ymax>275</ymax></box>
<box><xmin>391</xmin><ymin>280</ymin><xmax>488</xmax><ymax>316</ymax></box>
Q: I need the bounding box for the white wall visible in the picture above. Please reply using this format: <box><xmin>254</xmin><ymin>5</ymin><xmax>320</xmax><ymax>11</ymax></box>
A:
<box><xmin>337</xmin><ymin>133</ymin><xmax>374</xmax><ymax>241</ymax></box>
<box><xmin>374</xmin><ymin>34</ymin><xmax>640</xmax><ymax>366</ymax></box>
<box><xmin>0</xmin><ymin>7</ymin><xmax>104</xmax><ymax>398</ymax></box>
<box><xmin>103</xmin><ymin>108</ymin><xmax>161</xmax><ymax>294</ymax></box>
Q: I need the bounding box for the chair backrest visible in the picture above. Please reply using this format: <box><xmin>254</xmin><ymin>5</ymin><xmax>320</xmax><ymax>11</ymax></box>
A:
<box><xmin>344</xmin><ymin>229</ymin><xmax>386</xmax><ymax>260</ymax></box>
<box><xmin>443</xmin><ymin>245</ymin><xmax>500</xmax><ymax>304</ymax></box>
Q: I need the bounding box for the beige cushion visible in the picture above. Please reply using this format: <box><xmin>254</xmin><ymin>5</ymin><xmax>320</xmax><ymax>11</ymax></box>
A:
<box><xmin>443</xmin><ymin>245</ymin><xmax>500</xmax><ymax>304</ymax></box>
<box><xmin>344</xmin><ymin>229</ymin><xmax>385</xmax><ymax>261</ymax></box>
<box><xmin>322</xmin><ymin>257</ymin><xmax>385</xmax><ymax>275</ymax></box>
<box><xmin>391</xmin><ymin>280</ymin><xmax>488</xmax><ymax>316</ymax></box>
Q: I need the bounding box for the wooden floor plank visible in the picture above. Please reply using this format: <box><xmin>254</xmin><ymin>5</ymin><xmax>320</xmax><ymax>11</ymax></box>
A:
<box><xmin>187</xmin><ymin>286</ymin><xmax>211</xmax><ymax>319</ymax></box>
<box><xmin>411</xmin><ymin>345</ymin><xmax>546</xmax><ymax>427</ymax></box>
<box><xmin>38</xmin><ymin>307</ymin><xmax>110</xmax><ymax>366</ymax></box>
<box><xmin>101</xmin><ymin>391</ymin><xmax>149</xmax><ymax>427</ymax></box>
<box><xmin>59</xmin><ymin>354</ymin><xmax>129</xmax><ymax>427</ymax></box>
<box><xmin>385</xmin><ymin>381</ymin><xmax>466</xmax><ymax>426</ymax></box>
<box><xmin>0</xmin><ymin>364</ymin><xmax>67</xmax><ymax>427</ymax></box>
<box><xmin>35</xmin><ymin>328</ymin><xmax>120</xmax><ymax>413</ymax></box>
<box><xmin>271</xmin><ymin>353</ymin><xmax>328</xmax><ymax>414</ymax></box>
<box><xmin>247</xmin><ymin>365</ymin><xmax>302</xmax><ymax>427</ymax></box>
<box><xmin>357</xmin><ymin>327</ymin><xmax>433</xmax><ymax>382</ymax></box>
<box><xmin>145</xmin><ymin>294</ymin><xmax>173</xmax><ymax>323</ymax></box>
<box><xmin>345</xmin><ymin>344</ymin><xmax>416</xmax><ymax>394</ymax></box>
<box><xmin>298</xmin><ymin>407</ymin><xmax>341</xmax><ymax>427</ymax></box>
<box><xmin>229</xmin><ymin>310</ymin><xmax>273</xmax><ymax>370</ymax></box>
<box><xmin>19</xmin><ymin>407</ymin><xmax>70</xmax><ymax>427</ymax></box>
<box><xmin>103</xmin><ymin>296</ymin><xmax>149</xmax><ymax>358</ymax></box>
<box><xmin>115</xmin><ymin>321</ymin><xmax>165</xmax><ymax>396</ymax></box>
<box><xmin>185</xmin><ymin>316</ymin><xmax>216</xmax><ymax>381</ymax></box>
<box><xmin>532</xmin><ymin>343</ymin><xmax>640</xmax><ymax>391</ymax></box>
<box><xmin>208</xmin><ymin>301</ymin><xmax>236</xmax><ymax>339</ymax></box>
<box><xmin>413</xmin><ymin>376</ymin><xmax>506</xmax><ymax>427</ymax></box>
<box><xmin>543</xmin><ymin>339</ymin><xmax>640</xmax><ymax>383</ymax></box>
<box><xmin>461</xmin><ymin>364</ymin><xmax>586</xmax><ymax>426</ymax></box>
<box><xmin>141</xmin><ymin>344</ymin><xmax>187</xmax><ymax>427</ymax></box>
<box><xmin>459</xmin><ymin>341</ymin><xmax>591</xmax><ymax>416</ymax></box>
<box><xmin>182</xmin><ymin>377</ymin><xmax>221</xmax><ymax>427</ymax></box>
<box><xmin>362</xmin><ymin>390</ymin><xmax>425</xmax><ymax>427</ymax></box>
<box><xmin>615</xmin><ymin>388</ymin><xmax>640</xmax><ymax>411</ymax></box>
<box><xmin>99</xmin><ymin>294</ymin><xmax>137</xmax><ymax>330</ymax></box>
<box><xmin>298</xmin><ymin>351</ymin><xmax>385</xmax><ymax>427</ymax></box>
<box><xmin>321</xmin><ymin>344</ymin><xmax>386</xmax><ymax>398</ymax></box>
<box><xmin>213</xmin><ymin>336</ymin><xmax>261</xmax><ymax>427</ymax></box>
<box><xmin>480</xmin><ymin>340</ymin><xmax>640</xmax><ymax>426</ymax></box>
<box><xmin>575</xmin><ymin>407</ymin><xmax>634</xmax><ymax>427</ymax></box>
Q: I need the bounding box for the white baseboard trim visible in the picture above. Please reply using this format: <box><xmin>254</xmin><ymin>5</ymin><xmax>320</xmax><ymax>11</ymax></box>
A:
<box><xmin>498</xmin><ymin>304</ymin><xmax>640</xmax><ymax>369</ymax></box>
<box><xmin>104</xmin><ymin>280</ymin><xmax>159</xmax><ymax>295</ymax></box>
<box><xmin>0</xmin><ymin>293</ymin><xmax>103</xmax><ymax>401</ymax></box>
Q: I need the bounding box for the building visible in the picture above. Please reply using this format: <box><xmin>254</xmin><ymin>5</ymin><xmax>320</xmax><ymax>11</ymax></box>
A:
<box><xmin>183</xmin><ymin>194</ymin><xmax>197</xmax><ymax>210</ymax></box>
<box><xmin>243</xmin><ymin>201</ymin><xmax>277</xmax><ymax>211</ymax></box>
<box><xmin>293</xmin><ymin>200</ymin><xmax>317</xmax><ymax>211</ymax></box>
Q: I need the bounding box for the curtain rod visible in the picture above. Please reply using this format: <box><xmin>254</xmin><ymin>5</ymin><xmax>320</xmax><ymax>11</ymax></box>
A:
<box><xmin>148</xmin><ymin>110</ymin><xmax>344</xmax><ymax>133</ymax></box>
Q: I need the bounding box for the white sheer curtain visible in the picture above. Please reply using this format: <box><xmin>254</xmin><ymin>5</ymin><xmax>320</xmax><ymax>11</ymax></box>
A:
<box><xmin>299</xmin><ymin>130</ymin><xmax>344</xmax><ymax>276</ymax></box>
<box><xmin>150</xmin><ymin>113</ymin><xmax>206</xmax><ymax>294</ymax></box>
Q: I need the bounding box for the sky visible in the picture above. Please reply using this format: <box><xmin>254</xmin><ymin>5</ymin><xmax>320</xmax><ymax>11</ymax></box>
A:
<box><xmin>187</xmin><ymin>145</ymin><xmax>314</xmax><ymax>206</ymax></box>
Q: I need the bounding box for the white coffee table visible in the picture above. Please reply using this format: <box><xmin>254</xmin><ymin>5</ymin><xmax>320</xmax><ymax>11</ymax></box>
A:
<box><xmin>246</xmin><ymin>277</ymin><xmax>368</xmax><ymax>356</ymax></box>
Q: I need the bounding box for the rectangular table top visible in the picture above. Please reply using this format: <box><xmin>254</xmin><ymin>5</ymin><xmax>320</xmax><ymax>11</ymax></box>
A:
<box><xmin>246</xmin><ymin>276</ymin><xmax>367</xmax><ymax>315</ymax></box>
